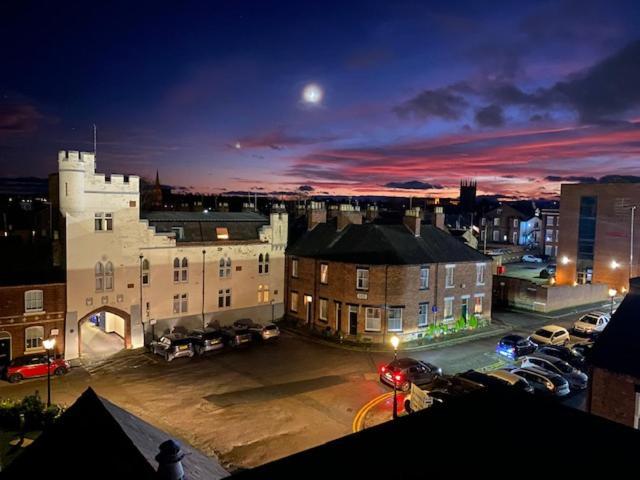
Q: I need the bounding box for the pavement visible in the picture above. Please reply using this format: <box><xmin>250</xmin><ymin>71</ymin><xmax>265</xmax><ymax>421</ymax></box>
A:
<box><xmin>0</xmin><ymin>303</ymin><xmax>611</xmax><ymax>471</ymax></box>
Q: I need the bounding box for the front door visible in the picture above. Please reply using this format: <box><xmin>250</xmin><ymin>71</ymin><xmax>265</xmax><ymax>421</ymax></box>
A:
<box><xmin>349</xmin><ymin>306</ymin><xmax>358</xmax><ymax>335</ymax></box>
<box><xmin>461</xmin><ymin>298</ymin><xmax>469</xmax><ymax>321</ymax></box>
<box><xmin>335</xmin><ymin>302</ymin><xmax>342</xmax><ymax>333</ymax></box>
<box><xmin>0</xmin><ymin>334</ymin><xmax>10</xmax><ymax>369</ymax></box>
<box><xmin>305</xmin><ymin>296</ymin><xmax>313</xmax><ymax>325</ymax></box>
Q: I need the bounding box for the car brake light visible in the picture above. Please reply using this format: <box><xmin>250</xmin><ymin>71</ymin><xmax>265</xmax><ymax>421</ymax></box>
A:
<box><xmin>380</xmin><ymin>366</ymin><xmax>386</xmax><ymax>373</ymax></box>
<box><xmin>394</xmin><ymin>374</ymin><xmax>403</xmax><ymax>382</ymax></box>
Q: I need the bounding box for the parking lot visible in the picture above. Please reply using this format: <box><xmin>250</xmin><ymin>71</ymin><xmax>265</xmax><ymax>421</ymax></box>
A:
<box><xmin>0</xmin><ymin>305</ymin><xmax>602</xmax><ymax>470</ymax></box>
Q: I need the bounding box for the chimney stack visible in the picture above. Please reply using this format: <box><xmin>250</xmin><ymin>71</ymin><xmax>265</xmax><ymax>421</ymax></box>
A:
<box><xmin>403</xmin><ymin>207</ymin><xmax>422</xmax><ymax>236</ymax></box>
<box><xmin>327</xmin><ymin>204</ymin><xmax>339</xmax><ymax>219</ymax></box>
<box><xmin>365</xmin><ymin>204</ymin><xmax>379</xmax><ymax>222</ymax></box>
<box><xmin>307</xmin><ymin>201</ymin><xmax>327</xmax><ymax>230</ymax></box>
<box><xmin>156</xmin><ymin>439</ymin><xmax>185</xmax><ymax>480</ymax></box>
<box><xmin>432</xmin><ymin>205</ymin><xmax>445</xmax><ymax>230</ymax></box>
<box><xmin>336</xmin><ymin>204</ymin><xmax>362</xmax><ymax>231</ymax></box>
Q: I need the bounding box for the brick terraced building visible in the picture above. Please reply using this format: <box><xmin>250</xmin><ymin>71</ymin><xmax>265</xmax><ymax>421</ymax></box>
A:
<box><xmin>286</xmin><ymin>204</ymin><xmax>492</xmax><ymax>344</ymax></box>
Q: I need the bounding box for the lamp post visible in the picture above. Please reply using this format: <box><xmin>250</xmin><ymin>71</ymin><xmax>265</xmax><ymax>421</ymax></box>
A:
<box><xmin>390</xmin><ymin>335</ymin><xmax>400</xmax><ymax>420</ymax></box>
<box><xmin>608</xmin><ymin>288</ymin><xmax>617</xmax><ymax>316</ymax></box>
<box><xmin>43</xmin><ymin>337</ymin><xmax>56</xmax><ymax>408</ymax></box>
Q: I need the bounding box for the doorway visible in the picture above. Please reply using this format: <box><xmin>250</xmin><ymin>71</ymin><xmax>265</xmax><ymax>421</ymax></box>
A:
<box><xmin>348</xmin><ymin>306</ymin><xmax>358</xmax><ymax>335</ymax></box>
<box><xmin>304</xmin><ymin>295</ymin><xmax>313</xmax><ymax>326</ymax></box>
<box><xmin>79</xmin><ymin>308</ymin><xmax>128</xmax><ymax>361</ymax></box>
<box><xmin>0</xmin><ymin>332</ymin><xmax>11</xmax><ymax>369</ymax></box>
<box><xmin>461</xmin><ymin>297</ymin><xmax>469</xmax><ymax>322</ymax></box>
<box><xmin>335</xmin><ymin>302</ymin><xmax>342</xmax><ymax>333</ymax></box>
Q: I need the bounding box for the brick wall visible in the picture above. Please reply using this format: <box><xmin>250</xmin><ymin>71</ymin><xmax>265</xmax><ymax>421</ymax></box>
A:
<box><xmin>0</xmin><ymin>283</ymin><xmax>66</xmax><ymax>359</ymax></box>
<box><xmin>286</xmin><ymin>256</ymin><xmax>492</xmax><ymax>343</ymax></box>
<box><xmin>590</xmin><ymin>367</ymin><xmax>638</xmax><ymax>428</ymax></box>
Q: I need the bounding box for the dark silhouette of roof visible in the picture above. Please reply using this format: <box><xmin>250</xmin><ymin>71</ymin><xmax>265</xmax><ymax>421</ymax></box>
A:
<box><xmin>287</xmin><ymin>221</ymin><xmax>489</xmax><ymax>264</ymax></box>
<box><xmin>142</xmin><ymin>211</ymin><xmax>268</xmax><ymax>242</ymax></box>
<box><xmin>590</xmin><ymin>277</ymin><xmax>640</xmax><ymax>378</ymax></box>
<box><xmin>233</xmin><ymin>387</ymin><xmax>640</xmax><ymax>478</ymax></box>
<box><xmin>3</xmin><ymin>388</ymin><xmax>227</xmax><ymax>479</ymax></box>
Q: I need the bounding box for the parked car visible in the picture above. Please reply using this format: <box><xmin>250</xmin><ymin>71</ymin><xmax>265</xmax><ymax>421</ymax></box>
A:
<box><xmin>221</xmin><ymin>326</ymin><xmax>253</xmax><ymax>347</ymax></box>
<box><xmin>520</xmin><ymin>354</ymin><xmax>588</xmax><ymax>390</ymax></box>
<box><xmin>458</xmin><ymin>369</ymin><xmax>533</xmax><ymax>394</ymax></box>
<box><xmin>522</xmin><ymin>254</ymin><xmax>543</xmax><ymax>263</ymax></box>
<box><xmin>379</xmin><ymin>358</ymin><xmax>442</xmax><ymax>392</ymax></box>
<box><xmin>529</xmin><ymin>325</ymin><xmax>570</xmax><ymax>346</ymax></box>
<box><xmin>572</xmin><ymin>311</ymin><xmax>610</xmax><ymax>337</ymax></box>
<box><xmin>572</xmin><ymin>342</ymin><xmax>594</xmax><ymax>361</ymax></box>
<box><xmin>496</xmin><ymin>334</ymin><xmax>536</xmax><ymax>359</ymax></box>
<box><xmin>189</xmin><ymin>328</ymin><xmax>224</xmax><ymax>355</ymax></box>
<box><xmin>404</xmin><ymin>375</ymin><xmax>484</xmax><ymax>413</ymax></box>
<box><xmin>537</xmin><ymin>345</ymin><xmax>586</xmax><ymax>370</ymax></box>
<box><xmin>539</xmin><ymin>264</ymin><xmax>556</xmax><ymax>278</ymax></box>
<box><xmin>150</xmin><ymin>333</ymin><xmax>195</xmax><ymax>361</ymax></box>
<box><xmin>509</xmin><ymin>367</ymin><xmax>570</xmax><ymax>397</ymax></box>
<box><xmin>6</xmin><ymin>354</ymin><xmax>71</xmax><ymax>383</ymax></box>
<box><xmin>248</xmin><ymin>323</ymin><xmax>280</xmax><ymax>341</ymax></box>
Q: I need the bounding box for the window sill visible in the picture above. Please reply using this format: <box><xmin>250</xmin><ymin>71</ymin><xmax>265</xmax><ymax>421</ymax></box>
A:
<box><xmin>355</xmin><ymin>288</ymin><xmax>369</xmax><ymax>292</ymax></box>
<box><xmin>24</xmin><ymin>348</ymin><xmax>45</xmax><ymax>354</ymax></box>
<box><xmin>24</xmin><ymin>310</ymin><xmax>45</xmax><ymax>316</ymax></box>
<box><xmin>387</xmin><ymin>330</ymin><xmax>403</xmax><ymax>333</ymax></box>
<box><xmin>417</xmin><ymin>324</ymin><xmax>428</xmax><ymax>328</ymax></box>
<box><xmin>364</xmin><ymin>329</ymin><xmax>381</xmax><ymax>333</ymax></box>
<box><xmin>445</xmin><ymin>285</ymin><xmax>454</xmax><ymax>289</ymax></box>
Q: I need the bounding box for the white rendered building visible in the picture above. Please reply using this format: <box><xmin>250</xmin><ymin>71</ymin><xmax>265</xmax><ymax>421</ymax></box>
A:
<box><xmin>57</xmin><ymin>150</ymin><xmax>287</xmax><ymax>360</ymax></box>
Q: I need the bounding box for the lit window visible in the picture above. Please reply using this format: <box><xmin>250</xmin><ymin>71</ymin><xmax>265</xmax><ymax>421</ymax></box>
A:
<box><xmin>444</xmin><ymin>297</ymin><xmax>454</xmax><ymax>319</ymax></box>
<box><xmin>320</xmin><ymin>263</ymin><xmax>329</xmax><ymax>284</ymax></box>
<box><xmin>418</xmin><ymin>303</ymin><xmax>428</xmax><ymax>327</ymax></box>
<box><xmin>445</xmin><ymin>265</ymin><xmax>455</xmax><ymax>288</ymax></box>
<box><xmin>258</xmin><ymin>285</ymin><xmax>263</xmax><ymax>303</ymax></box>
<box><xmin>142</xmin><ymin>259</ymin><xmax>150</xmax><ymax>285</ymax></box>
<box><xmin>493</xmin><ymin>218</ymin><xmax>500</xmax><ymax>226</ymax></box>
<box><xmin>258</xmin><ymin>285</ymin><xmax>270</xmax><ymax>303</ymax></box>
<box><xmin>290</xmin><ymin>291</ymin><xmax>299</xmax><ymax>312</ymax></box>
<box><xmin>319</xmin><ymin>298</ymin><xmax>328</xmax><ymax>321</ymax></box>
<box><xmin>24</xmin><ymin>290</ymin><xmax>43</xmax><ymax>313</ymax></box>
<box><xmin>356</xmin><ymin>268</ymin><xmax>369</xmax><ymax>290</ymax></box>
<box><xmin>216</xmin><ymin>227</ymin><xmax>229</xmax><ymax>240</ymax></box>
<box><xmin>25</xmin><ymin>326</ymin><xmax>44</xmax><ymax>350</ymax></box>
<box><xmin>474</xmin><ymin>295</ymin><xmax>483</xmax><ymax>314</ymax></box>
<box><xmin>387</xmin><ymin>307</ymin><xmax>403</xmax><ymax>332</ymax></box>
<box><xmin>365</xmin><ymin>307</ymin><xmax>381</xmax><ymax>331</ymax></box>
<box><xmin>291</xmin><ymin>258</ymin><xmax>299</xmax><ymax>278</ymax></box>
<box><xmin>546</xmin><ymin>216</ymin><xmax>554</xmax><ymax>226</ymax></box>
<box><xmin>419</xmin><ymin>266</ymin><xmax>429</xmax><ymax>289</ymax></box>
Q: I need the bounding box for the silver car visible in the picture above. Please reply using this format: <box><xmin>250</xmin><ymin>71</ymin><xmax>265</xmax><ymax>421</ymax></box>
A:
<box><xmin>509</xmin><ymin>366</ymin><xmax>570</xmax><ymax>397</ymax></box>
<box><xmin>520</xmin><ymin>353</ymin><xmax>588</xmax><ymax>390</ymax></box>
<box><xmin>249</xmin><ymin>323</ymin><xmax>280</xmax><ymax>341</ymax></box>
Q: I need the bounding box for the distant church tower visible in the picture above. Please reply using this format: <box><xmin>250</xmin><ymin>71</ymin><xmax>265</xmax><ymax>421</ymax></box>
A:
<box><xmin>151</xmin><ymin>170</ymin><xmax>163</xmax><ymax>209</ymax></box>
<box><xmin>459</xmin><ymin>179</ymin><xmax>477</xmax><ymax>213</ymax></box>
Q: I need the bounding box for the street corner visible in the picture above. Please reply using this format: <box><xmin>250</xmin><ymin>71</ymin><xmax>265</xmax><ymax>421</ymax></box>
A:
<box><xmin>353</xmin><ymin>391</ymin><xmax>407</xmax><ymax>432</ymax></box>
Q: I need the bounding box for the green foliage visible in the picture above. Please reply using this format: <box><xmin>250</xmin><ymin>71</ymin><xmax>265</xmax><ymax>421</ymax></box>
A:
<box><xmin>468</xmin><ymin>315</ymin><xmax>479</xmax><ymax>329</ymax></box>
<box><xmin>455</xmin><ymin>316</ymin><xmax>467</xmax><ymax>331</ymax></box>
<box><xmin>0</xmin><ymin>392</ymin><xmax>64</xmax><ymax>431</ymax></box>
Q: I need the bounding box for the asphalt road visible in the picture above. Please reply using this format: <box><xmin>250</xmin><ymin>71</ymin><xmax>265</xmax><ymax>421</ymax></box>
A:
<box><xmin>0</xmin><ymin>304</ymin><xmax>605</xmax><ymax>470</ymax></box>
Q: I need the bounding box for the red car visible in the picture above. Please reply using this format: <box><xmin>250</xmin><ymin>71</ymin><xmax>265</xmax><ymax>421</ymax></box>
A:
<box><xmin>6</xmin><ymin>354</ymin><xmax>70</xmax><ymax>383</ymax></box>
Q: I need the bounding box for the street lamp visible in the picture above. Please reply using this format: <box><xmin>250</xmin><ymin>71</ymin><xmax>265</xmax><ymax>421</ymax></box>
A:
<box><xmin>390</xmin><ymin>335</ymin><xmax>400</xmax><ymax>420</ymax></box>
<box><xmin>561</xmin><ymin>255</ymin><xmax>570</xmax><ymax>265</ymax></box>
<box><xmin>608</xmin><ymin>288</ymin><xmax>617</xmax><ymax>316</ymax></box>
<box><xmin>42</xmin><ymin>337</ymin><xmax>56</xmax><ymax>407</ymax></box>
<box><xmin>610</xmin><ymin>260</ymin><xmax>620</xmax><ymax>269</ymax></box>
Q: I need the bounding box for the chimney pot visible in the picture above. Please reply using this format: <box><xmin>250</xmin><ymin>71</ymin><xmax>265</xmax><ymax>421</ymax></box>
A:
<box><xmin>156</xmin><ymin>439</ymin><xmax>186</xmax><ymax>480</ymax></box>
<box><xmin>403</xmin><ymin>207</ymin><xmax>421</xmax><ymax>236</ymax></box>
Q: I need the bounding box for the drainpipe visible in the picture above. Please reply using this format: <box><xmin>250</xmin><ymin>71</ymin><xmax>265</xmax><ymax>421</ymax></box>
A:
<box><xmin>202</xmin><ymin>249</ymin><xmax>206</xmax><ymax>329</ymax></box>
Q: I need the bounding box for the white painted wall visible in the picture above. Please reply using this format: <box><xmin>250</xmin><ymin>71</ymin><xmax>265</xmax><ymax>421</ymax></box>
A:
<box><xmin>59</xmin><ymin>150</ymin><xmax>288</xmax><ymax>359</ymax></box>
<box><xmin>104</xmin><ymin>312</ymin><xmax>125</xmax><ymax>338</ymax></box>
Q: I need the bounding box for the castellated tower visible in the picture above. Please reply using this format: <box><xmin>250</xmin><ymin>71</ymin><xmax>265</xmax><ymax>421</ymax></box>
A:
<box><xmin>58</xmin><ymin>150</ymin><xmax>95</xmax><ymax>216</ymax></box>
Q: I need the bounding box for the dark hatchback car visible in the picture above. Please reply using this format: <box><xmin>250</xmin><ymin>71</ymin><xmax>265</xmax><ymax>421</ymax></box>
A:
<box><xmin>189</xmin><ymin>328</ymin><xmax>224</xmax><ymax>355</ymax></box>
<box><xmin>149</xmin><ymin>333</ymin><xmax>195</xmax><ymax>361</ymax></box>
<box><xmin>221</xmin><ymin>326</ymin><xmax>253</xmax><ymax>347</ymax></box>
<box><xmin>457</xmin><ymin>369</ymin><xmax>534</xmax><ymax>394</ymax></box>
<box><xmin>496</xmin><ymin>335</ymin><xmax>536</xmax><ymax>359</ymax></box>
<box><xmin>537</xmin><ymin>345</ymin><xmax>586</xmax><ymax>369</ymax></box>
<box><xmin>379</xmin><ymin>358</ymin><xmax>442</xmax><ymax>392</ymax></box>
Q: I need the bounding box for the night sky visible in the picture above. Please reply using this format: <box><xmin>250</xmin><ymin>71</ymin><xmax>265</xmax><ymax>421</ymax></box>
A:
<box><xmin>2</xmin><ymin>0</ymin><xmax>640</xmax><ymax>198</ymax></box>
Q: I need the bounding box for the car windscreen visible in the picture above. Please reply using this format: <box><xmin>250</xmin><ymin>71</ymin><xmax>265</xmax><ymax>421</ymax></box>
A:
<box><xmin>551</xmin><ymin>360</ymin><xmax>572</xmax><ymax>373</ymax></box>
<box><xmin>535</xmin><ymin>329</ymin><xmax>554</xmax><ymax>338</ymax></box>
<box><xmin>548</xmin><ymin>375</ymin><xmax>566</xmax><ymax>387</ymax></box>
<box><xmin>203</xmin><ymin>331</ymin><xmax>222</xmax><ymax>339</ymax></box>
<box><xmin>264</xmin><ymin>325</ymin><xmax>278</xmax><ymax>331</ymax></box>
<box><xmin>172</xmin><ymin>338</ymin><xmax>192</xmax><ymax>346</ymax></box>
<box><xmin>500</xmin><ymin>339</ymin><xmax>515</xmax><ymax>347</ymax></box>
<box><xmin>581</xmin><ymin>315</ymin><xmax>598</xmax><ymax>325</ymax></box>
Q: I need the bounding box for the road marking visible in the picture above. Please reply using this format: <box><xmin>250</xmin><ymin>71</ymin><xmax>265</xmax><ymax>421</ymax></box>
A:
<box><xmin>352</xmin><ymin>392</ymin><xmax>393</xmax><ymax>433</ymax></box>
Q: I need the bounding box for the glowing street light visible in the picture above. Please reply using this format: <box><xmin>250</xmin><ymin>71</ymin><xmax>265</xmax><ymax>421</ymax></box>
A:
<box><xmin>561</xmin><ymin>255</ymin><xmax>570</xmax><ymax>265</ymax></box>
<box><xmin>43</xmin><ymin>337</ymin><xmax>56</xmax><ymax>407</ymax></box>
<box><xmin>611</xmin><ymin>260</ymin><xmax>620</xmax><ymax>269</ymax></box>
<box><xmin>390</xmin><ymin>335</ymin><xmax>400</xmax><ymax>420</ymax></box>
<box><xmin>608</xmin><ymin>288</ymin><xmax>618</xmax><ymax>315</ymax></box>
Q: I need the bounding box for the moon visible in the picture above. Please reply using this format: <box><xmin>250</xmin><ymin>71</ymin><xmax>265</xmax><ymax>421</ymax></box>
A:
<box><xmin>302</xmin><ymin>83</ymin><xmax>323</xmax><ymax>104</ymax></box>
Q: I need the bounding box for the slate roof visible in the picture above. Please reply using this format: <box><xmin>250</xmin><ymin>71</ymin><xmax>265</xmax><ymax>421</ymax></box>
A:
<box><xmin>3</xmin><ymin>388</ymin><xmax>228</xmax><ymax>479</ymax></box>
<box><xmin>287</xmin><ymin>221</ymin><xmax>489</xmax><ymax>264</ymax></box>
<box><xmin>233</xmin><ymin>387</ymin><xmax>640</xmax><ymax>478</ymax></box>
<box><xmin>142</xmin><ymin>210</ymin><xmax>268</xmax><ymax>242</ymax></box>
<box><xmin>590</xmin><ymin>277</ymin><xmax>640</xmax><ymax>378</ymax></box>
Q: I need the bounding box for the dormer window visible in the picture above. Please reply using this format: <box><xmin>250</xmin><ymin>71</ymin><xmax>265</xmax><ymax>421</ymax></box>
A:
<box><xmin>216</xmin><ymin>227</ymin><xmax>229</xmax><ymax>240</ymax></box>
<box><xmin>171</xmin><ymin>227</ymin><xmax>184</xmax><ymax>240</ymax></box>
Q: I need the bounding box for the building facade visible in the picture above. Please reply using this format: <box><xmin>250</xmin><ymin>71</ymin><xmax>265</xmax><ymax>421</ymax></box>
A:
<box><xmin>286</xmin><ymin>204</ymin><xmax>492</xmax><ymax>344</ymax></box>
<box><xmin>57</xmin><ymin>150</ymin><xmax>288</xmax><ymax>360</ymax></box>
<box><xmin>541</xmin><ymin>208</ymin><xmax>560</xmax><ymax>258</ymax></box>
<box><xmin>0</xmin><ymin>282</ymin><xmax>66</xmax><ymax>365</ymax></box>
<box><xmin>480</xmin><ymin>205</ymin><xmax>526</xmax><ymax>245</ymax></box>
<box><xmin>589</xmin><ymin>277</ymin><xmax>640</xmax><ymax>429</ymax></box>
<box><xmin>556</xmin><ymin>183</ymin><xmax>639</xmax><ymax>291</ymax></box>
